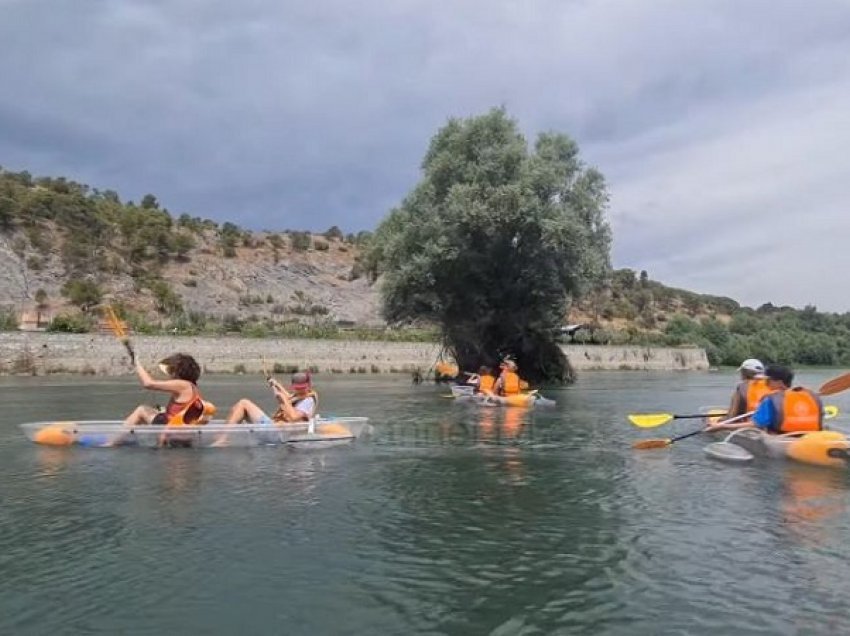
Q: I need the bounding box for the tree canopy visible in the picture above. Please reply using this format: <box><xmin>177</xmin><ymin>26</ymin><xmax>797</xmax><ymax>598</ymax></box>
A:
<box><xmin>366</xmin><ymin>109</ymin><xmax>611</xmax><ymax>383</ymax></box>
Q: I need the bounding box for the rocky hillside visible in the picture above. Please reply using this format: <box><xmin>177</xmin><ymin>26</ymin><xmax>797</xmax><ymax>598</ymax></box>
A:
<box><xmin>0</xmin><ymin>168</ymin><xmax>382</xmax><ymax>330</ymax></box>
<box><xmin>1</xmin><ymin>230</ymin><xmax>379</xmax><ymax>324</ymax></box>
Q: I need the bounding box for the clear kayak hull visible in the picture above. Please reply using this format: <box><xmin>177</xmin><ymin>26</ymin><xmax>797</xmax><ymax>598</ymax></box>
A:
<box><xmin>19</xmin><ymin>417</ymin><xmax>371</xmax><ymax>449</ymax></box>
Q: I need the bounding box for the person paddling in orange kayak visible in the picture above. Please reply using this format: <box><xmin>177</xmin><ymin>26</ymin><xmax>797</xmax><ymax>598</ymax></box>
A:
<box><xmin>493</xmin><ymin>358</ymin><xmax>523</xmax><ymax>396</ymax></box>
<box><xmin>706</xmin><ymin>364</ymin><xmax>823</xmax><ymax>435</ymax></box>
<box><xmin>124</xmin><ymin>353</ymin><xmax>212</xmax><ymax>426</ymax></box>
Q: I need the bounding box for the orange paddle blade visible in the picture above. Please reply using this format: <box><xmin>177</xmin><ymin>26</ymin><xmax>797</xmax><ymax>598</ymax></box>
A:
<box><xmin>633</xmin><ymin>438</ymin><xmax>671</xmax><ymax>449</ymax></box>
<box><xmin>104</xmin><ymin>306</ymin><xmax>126</xmax><ymax>338</ymax></box>
<box><xmin>818</xmin><ymin>372</ymin><xmax>850</xmax><ymax>397</ymax></box>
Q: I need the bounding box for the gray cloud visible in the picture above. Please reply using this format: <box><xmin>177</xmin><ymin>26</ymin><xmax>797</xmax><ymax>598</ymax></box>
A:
<box><xmin>2</xmin><ymin>0</ymin><xmax>850</xmax><ymax>308</ymax></box>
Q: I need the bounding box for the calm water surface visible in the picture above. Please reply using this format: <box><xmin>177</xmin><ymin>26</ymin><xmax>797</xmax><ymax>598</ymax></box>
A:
<box><xmin>2</xmin><ymin>370</ymin><xmax>850</xmax><ymax>635</ymax></box>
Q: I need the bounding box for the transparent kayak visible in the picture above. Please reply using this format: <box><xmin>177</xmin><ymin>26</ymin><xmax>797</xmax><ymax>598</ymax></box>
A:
<box><xmin>20</xmin><ymin>417</ymin><xmax>371</xmax><ymax>449</ymax></box>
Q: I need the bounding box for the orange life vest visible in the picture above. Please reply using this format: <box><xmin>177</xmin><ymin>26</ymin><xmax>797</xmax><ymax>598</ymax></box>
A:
<box><xmin>741</xmin><ymin>377</ymin><xmax>772</xmax><ymax>412</ymax></box>
<box><xmin>273</xmin><ymin>390</ymin><xmax>319</xmax><ymax>423</ymax></box>
<box><xmin>478</xmin><ymin>374</ymin><xmax>496</xmax><ymax>394</ymax></box>
<box><xmin>767</xmin><ymin>387</ymin><xmax>823</xmax><ymax>434</ymax></box>
<box><xmin>162</xmin><ymin>384</ymin><xmax>208</xmax><ymax>425</ymax></box>
<box><xmin>500</xmin><ymin>371</ymin><xmax>521</xmax><ymax>396</ymax></box>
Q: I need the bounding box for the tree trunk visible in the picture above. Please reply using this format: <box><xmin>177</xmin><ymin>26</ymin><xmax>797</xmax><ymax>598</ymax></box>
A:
<box><xmin>447</xmin><ymin>330</ymin><xmax>575</xmax><ymax>385</ymax></box>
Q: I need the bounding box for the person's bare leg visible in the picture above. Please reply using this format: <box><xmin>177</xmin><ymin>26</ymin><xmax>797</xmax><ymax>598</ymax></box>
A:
<box><xmin>106</xmin><ymin>405</ymin><xmax>158</xmax><ymax>446</ymax></box>
<box><xmin>214</xmin><ymin>400</ymin><xmax>268</xmax><ymax>446</ymax></box>
<box><xmin>124</xmin><ymin>405</ymin><xmax>158</xmax><ymax>426</ymax></box>
<box><xmin>226</xmin><ymin>399</ymin><xmax>267</xmax><ymax>424</ymax></box>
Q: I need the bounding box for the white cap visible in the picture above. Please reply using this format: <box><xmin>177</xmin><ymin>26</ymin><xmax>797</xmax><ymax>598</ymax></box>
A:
<box><xmin>738</xmin><ymin>358</ymin><xmax>764</xmax><ymax>373</ymax></box>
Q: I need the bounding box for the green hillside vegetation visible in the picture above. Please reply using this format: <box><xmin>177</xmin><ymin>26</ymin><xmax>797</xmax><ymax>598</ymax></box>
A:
<box><xmin>1</xmin><ymin>166</ymin><xmax>849</xmax><ymax>366</ymax></box>
<box><xmin>572</xmin><ymin>268</ymin><xmax>850</xmax><ymax>366</ymax></box>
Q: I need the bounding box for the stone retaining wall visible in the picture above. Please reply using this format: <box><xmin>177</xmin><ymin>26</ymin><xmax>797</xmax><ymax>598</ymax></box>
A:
<box><xmin>0</xmin><ymin>332</ymin><xmax>708</xmax><ymax>375</ymax></box>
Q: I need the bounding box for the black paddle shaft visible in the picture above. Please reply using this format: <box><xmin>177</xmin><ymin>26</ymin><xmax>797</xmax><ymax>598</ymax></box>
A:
<box><xmin>673</xmin><ymin>413</ymin><xmax>726</xmax><ymax>420</ymax></box>
<box><xmin>669</xmin><ymin>428</ymin><xmax>707</xmax><ymax>444</ymax></box>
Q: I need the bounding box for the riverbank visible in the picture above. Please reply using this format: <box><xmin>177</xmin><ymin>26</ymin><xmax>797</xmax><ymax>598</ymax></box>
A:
<box><xmin>0</xmin><ymin>332</ymin><xmax>709</xmax><ymax>375</ymax></box>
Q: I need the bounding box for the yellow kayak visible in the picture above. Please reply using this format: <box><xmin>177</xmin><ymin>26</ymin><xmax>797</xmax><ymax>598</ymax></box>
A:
<box><xmin>717</xmin><ymin>429</ymin><xmax>850</xmax><ymax>469</ymax></box>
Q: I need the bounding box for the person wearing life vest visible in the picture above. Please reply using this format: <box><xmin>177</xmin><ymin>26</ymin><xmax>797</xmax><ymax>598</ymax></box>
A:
<box><xmin>494</xmin><ymin>358</ymin><xmax>522</xmax><ymax>396</ymax></box>
<box><xmin>726</xmin><ymin>358</ymin><xmax>772</xmax><ymax>419</ymax></box>
<box><xmin>466</xmin><ymin>365</ymin><xmax>497</xmax><ymax>395</ymax></box>
<box><xmin>123</xmin><ymin>353</ymin><xmax>213</xmax><ymax>426</ymax></box>
<box><xmin>753</xmin><ymin>364</ymin><xmax>823</xmax><ymax>434</ymax></box>
<box><xmin>226</xmin><ymin>371</ymin><xmax>318</xmax><ymax>425</ymax></box>
<box><xmin>707</xmin><ymin>364</ymin><xmax>823</xmax><ymax>434</ymax></box>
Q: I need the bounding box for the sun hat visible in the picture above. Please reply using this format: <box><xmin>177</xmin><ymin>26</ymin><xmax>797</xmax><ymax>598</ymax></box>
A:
<box><xmin>738</xmin><ymin>358</ymin><xmax>764</xmax><ymax>374</ymax></box>
<box><xmin>290</xmin><ymin>372</ymin><xmax>312</xmax><ymax>391</ymax></box>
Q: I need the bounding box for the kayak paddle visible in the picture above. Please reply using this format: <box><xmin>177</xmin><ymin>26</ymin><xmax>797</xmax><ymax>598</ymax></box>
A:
<box><xmin>633</xmin><ymin>411</ymin><xmax>753</xmax><ymax>450</ymax></box>
<box><xmin>633</xmin><ymin>371</ymin><xmax>850</xmax><ymax>450</ymax></box>
<box><xmin>104</xmin><ymin>305</ymin><xmax>135</xmax><ymax>365</ymax></box>
<box><xmin>818</xmin><ymin>371</ymin><xmax>850</xmax><ymax>396</ymax></box>
<box><xmin>628</xmin><ymin>412</ymin><xmax>726</xmax><ymax>428</ymax></box>
<box><xmin>630</xmin><ymin>402</ymin><xmax>840</xmax><ymax>429</ymax></box>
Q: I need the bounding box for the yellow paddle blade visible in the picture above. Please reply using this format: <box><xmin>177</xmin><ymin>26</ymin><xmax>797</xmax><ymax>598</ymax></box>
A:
<box><xmin>825</xmin><ymin>404</ymin><xmax>839</xmax><ymax>419</ymax></box>
<box><xmin>633</xmin><ymin>438</ymin><xmax>671</xmax><ymax>449</ymax></box>
<box><xmin>627</xmin><ymin>413</ymin><xmax>674</xmax><ymax>428</ymax></box>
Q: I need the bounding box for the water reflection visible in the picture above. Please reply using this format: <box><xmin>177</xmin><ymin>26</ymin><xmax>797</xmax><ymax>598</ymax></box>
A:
<box><xmin>5</xmin><ymin>372</ymin><xmax>850</xmax><ymax>634</ymax></box>
<box><xmin>778</xmin><ymin>465</ymin><xmax>847</xmax><ymax>547</ymax></box>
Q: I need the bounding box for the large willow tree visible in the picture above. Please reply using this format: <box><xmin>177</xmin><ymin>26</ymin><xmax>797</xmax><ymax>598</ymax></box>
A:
<box><xmin>367</xmin><ymin>109</ymin><xmax>611</xmax><ymax>383</ymax></box>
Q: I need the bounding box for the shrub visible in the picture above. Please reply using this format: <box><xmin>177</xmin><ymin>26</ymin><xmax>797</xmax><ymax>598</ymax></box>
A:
<box><xmin>290</xmin><ymin>231</ymin><xmax>312</xmax><ymax>251</ymax></box>
<box><xmin>244</xmin><ymin>323</ymin><xmax>269</xmax><ymax>338</ymax></box>
<box><xmin>61</xmin><ymin>279</ymin><xmax>102</xmax><ymax>310</ymax></box>
<box><xmin>48</xmin><ymin>313</ymin><xmax>92</xmax><ymax>333</ymax></box>
<box><xmin>314</xmin><ymin>239</ymin><xmax>329</xmax><ymax>251</ymax></box>
<box><xmin>0</xmin><ymin>309</ymin><xmax>18</xmax><ymax>331</ymax></box>
<box><xmin>323</xmin><ymin>225</ymin><xmax>344</xmax><ymax>241</ymax></box>
<box><xmin>149</xmin><ymin>279</ymin><xmax>183</xmax><ymax>315</ymax></box>
<box><xmin>266</xmin><ymin>233</ymin><xmax>284</xmax><ymax>249</ymax></box>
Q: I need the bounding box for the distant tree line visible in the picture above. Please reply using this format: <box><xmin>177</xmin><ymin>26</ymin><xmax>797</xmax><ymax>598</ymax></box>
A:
<box><xmin>575</xmin><ymin>269</ymin><xmax>850</xmax><ymax>366</ymax></box>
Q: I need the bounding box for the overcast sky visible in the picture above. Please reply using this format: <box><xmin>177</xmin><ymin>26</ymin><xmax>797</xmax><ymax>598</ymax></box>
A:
<box><xmin>3</xmin><ymin>0</ymin><xmax>850</xmax><ymax>310</ymax></box>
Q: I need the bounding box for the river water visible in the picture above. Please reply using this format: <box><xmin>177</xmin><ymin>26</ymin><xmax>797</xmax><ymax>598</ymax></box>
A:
<box><xmin>1</xmin><ymin>370</ymin><xmax>849</xmax><ymax>635</ymax></box>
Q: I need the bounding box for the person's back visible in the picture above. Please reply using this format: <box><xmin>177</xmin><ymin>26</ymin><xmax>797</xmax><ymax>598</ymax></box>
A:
<box><xmin>476</xmin><ymin>366</ymin><xmax>497</xmax><ymax>395</ymax></box>
<box><xmin>495</xmin><ymin>359</ymin><xmax>521</xmax><ymax>396</ymax></box>
<box><xmin>728</xmin><ymin>358</ymin><xmax>769</xmax><ymax>417</ymax></box>
<box><xmin>753</xmin><ymin>365</ymin><xmax>823</xmax><ymax>434</ymax></box>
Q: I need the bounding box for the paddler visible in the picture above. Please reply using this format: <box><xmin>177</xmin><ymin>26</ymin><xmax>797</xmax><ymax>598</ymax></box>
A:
<box><xmin>475</xmin><ymin>365</ymin><xmax>497</xmax><ymax>395</ymax></box>
<box><xmin>124</xmin><ymin>353</ymin><xmax>212</xmax><ymax>426</ymax></box>
<box><xmin>725</xmin><ymin>358</ymin><xmax>771</xmax><ymax>419</ymax></box>
<box><xmin>493</xmin><ymin>358</ymin><xmax>522</xmax><ymax>396</ymax></box>
<box><xmin>706</xmin><ymin>364</ymin><xmax>823</xmax><ymax>435</ymax></box>
<box><xmin>225</xmin><ymin>371</ymin><xmax>317</xmax><ymax>425</ymax></box>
